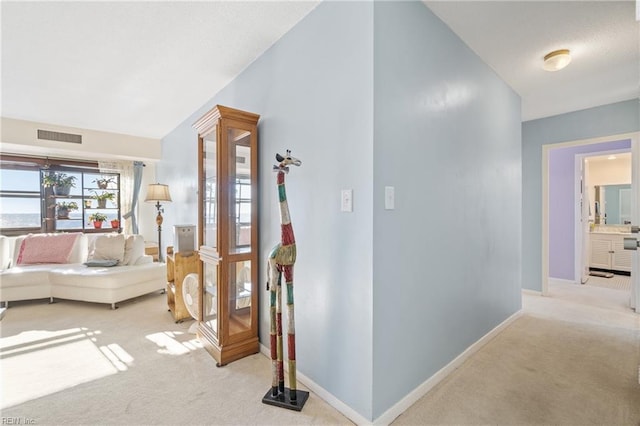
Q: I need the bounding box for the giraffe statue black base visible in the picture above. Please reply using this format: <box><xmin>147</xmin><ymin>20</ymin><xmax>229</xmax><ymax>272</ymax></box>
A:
<box><xmin>262</xmin><ymin>387</ymin><xmax>309</xmax><ymax>412</ymax></box>
<box><xmin>261</xmin><ymin>150</ymin><xmax>309</xmax><ymax>412</ymax></box>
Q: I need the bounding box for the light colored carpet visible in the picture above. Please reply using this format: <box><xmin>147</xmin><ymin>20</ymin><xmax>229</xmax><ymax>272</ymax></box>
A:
<box><xmin>0</xmin><ymin>294</ymin><xmax>352</xmax><ymax>425</ymax></box>
<box><xmin>394</xmin><ymin>281</ymin><xmax>640</xmax><ymax>425</ymax></box>
<box><xmin>1</xmin><ymin>282</ymin><xmax>639</xmax><ymax>425</ymax></box>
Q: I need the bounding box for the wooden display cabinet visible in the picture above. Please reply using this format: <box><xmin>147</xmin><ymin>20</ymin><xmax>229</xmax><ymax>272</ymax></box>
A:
<box><xmin>194</xmin><ymin>105</ymin><xmax>260</xmax><ymax>366</ymax></box>
<box><xmin>166</xmin><ymin>245</ymin><xmax>199</xmax><ymax>322</ymax></box>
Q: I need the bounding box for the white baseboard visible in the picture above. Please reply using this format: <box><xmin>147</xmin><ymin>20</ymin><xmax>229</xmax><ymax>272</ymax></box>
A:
<box><xmin>258</xmin><ymin>309</ymin><xmax>523</xmax><ymax>426</ymax></box>
<box><xmin>372</xmin><ymin>309</ymin><xmax>523</xmax><ymax>425</ymax></box>
<box><xmin>522</xmin><ymin>288</ymin><xmax>542</xmax><ymax>296</ymax></box>
<box><xmin>548</xmin><ymin>277</ymin><xmax>577</xmax><ymax>286</ymax></box>
<box><xmin>258</xmin><ymin>345</ymin><xmax>371</xmax><ymax>425</ymax></box>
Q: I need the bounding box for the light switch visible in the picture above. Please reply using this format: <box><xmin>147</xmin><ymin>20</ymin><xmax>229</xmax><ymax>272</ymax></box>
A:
<box><xmin>341</xmin><ymin>189</ymin><xmax>353</xmax><ymax>212</ymax></box>
<box><xmin>384</xmin><ymin>186</ymin><xmax>394</xmax><ymax>210</ymax></box>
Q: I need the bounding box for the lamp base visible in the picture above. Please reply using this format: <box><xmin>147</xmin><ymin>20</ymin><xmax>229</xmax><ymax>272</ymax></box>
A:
<box><xmin>155</xmin><ymin>203</ymin><xmax>163</xmax><ymax>263</ymax></box>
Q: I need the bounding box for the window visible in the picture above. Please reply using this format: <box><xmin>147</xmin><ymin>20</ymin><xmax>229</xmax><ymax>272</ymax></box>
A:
<box><xmin>0</xmin><ymin>168</ymin><xmax>42</xmax><ymax>230</ymax></box>
<box><xmin>0</xmin><ymin>155</ymin><xmax>121</xmax><ymax>236</ymax></box>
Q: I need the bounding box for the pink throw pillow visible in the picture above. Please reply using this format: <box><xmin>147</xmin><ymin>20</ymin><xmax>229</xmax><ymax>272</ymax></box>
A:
<box><xmin>17</xmin><ymin>233</ymin><xmax>80</xmax><ymax>265</ymax></box>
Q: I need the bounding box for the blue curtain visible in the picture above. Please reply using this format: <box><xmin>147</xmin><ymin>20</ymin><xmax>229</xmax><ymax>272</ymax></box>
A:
<box><xmin>123</xmin><ymin>161</ymin><xmax>144</xmax><ymax>233</ymax></box>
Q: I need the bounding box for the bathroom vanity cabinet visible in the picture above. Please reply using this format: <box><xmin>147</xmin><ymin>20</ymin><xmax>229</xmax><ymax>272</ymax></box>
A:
<box><xmin>589</xmin><ymin>232</ymin><xmax>632</xmax><ymax>273</ymax></box>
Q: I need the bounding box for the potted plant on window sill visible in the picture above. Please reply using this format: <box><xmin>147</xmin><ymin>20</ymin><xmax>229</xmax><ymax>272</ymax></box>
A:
<box><xmin>89</xmin><ymin>212</ymin><xmax>108</xmax><ymax>229</ymax></box>
<box><xmin>92</xmin><ymin>191</ymin><xmax>116</xmax><ymax>208</ymax></box>
<box><xmin>93</xmin><ymin>176</ymin><xmax>116</xmax><ymax>189</ymax></box>
<box><xmin>55</xmin><ymin>201</ymin><xmax>79</xmax><ymax>219</ymax></box>
<box><xmin>42</xmin><ymin>172</ymin><xmax>77</xmax><ymax>196</ymax></box>
<box><xmin>110</xmin><ymin>219</ymin><xmax>120</xmax><ymax>229</ymax></box>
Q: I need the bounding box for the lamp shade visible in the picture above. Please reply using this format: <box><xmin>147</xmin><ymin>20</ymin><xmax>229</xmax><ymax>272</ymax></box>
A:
<box><xmin>145</xmin><ymin>183</ymin><xmax>172</xmax><ymax>203</ymax></box>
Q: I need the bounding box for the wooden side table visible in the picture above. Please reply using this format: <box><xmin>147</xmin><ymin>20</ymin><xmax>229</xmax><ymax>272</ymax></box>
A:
<box><xmin>144</xmin><ymin>242</ymin><xmax>159</xmax><ymax>262</ymax></box>
<box><xmin>165</xmin><ymin>246</ymin><xmax>199</xmax><ymax>322</ymax></box>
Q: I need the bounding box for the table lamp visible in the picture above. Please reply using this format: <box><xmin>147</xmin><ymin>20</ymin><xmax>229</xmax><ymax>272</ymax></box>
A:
<box><xmin>145</xmin><ymin>183</ymin><xmax>172</xmax><ymax>262</ymax></box>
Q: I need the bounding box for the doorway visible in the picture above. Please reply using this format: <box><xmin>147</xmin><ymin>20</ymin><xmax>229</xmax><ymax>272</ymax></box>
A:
<box><xmin>577</xmin><ymin>151</ymin><xmax>632</xmax><ymax>292</ymax></box>
<box><xmin>541</xmin><ymin>131</ymin><xmax>640</xmax><ymax>312</ymax></box>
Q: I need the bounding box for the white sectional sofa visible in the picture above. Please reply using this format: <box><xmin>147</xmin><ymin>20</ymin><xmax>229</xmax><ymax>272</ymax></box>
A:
<box><xmin>0</xmin><ymin>233</ymin><xmax>165</xmax><ymax>309</ymax></box>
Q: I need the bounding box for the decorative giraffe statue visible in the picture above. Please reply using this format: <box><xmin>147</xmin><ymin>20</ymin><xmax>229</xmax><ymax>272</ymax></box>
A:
<box><xmin>267</xmin><ymin>150</ymin><xmax>302</xmax><ymax>404</ymax></box>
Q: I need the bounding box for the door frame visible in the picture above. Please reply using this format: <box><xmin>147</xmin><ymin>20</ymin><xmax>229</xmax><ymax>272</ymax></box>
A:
<box><xmin>575</xmin><ymin>153</ymin><xmax>589</xmax><ymax>286</ymax></box>
<box><xmin>573</xmin><ymin>149</ymin><xmax>630</xmax><ymax>287</ymax></box>
<box><xmin>542</xmin><ymin>131</ymin><xmax>639</xmax><ymax>311</ymax></box>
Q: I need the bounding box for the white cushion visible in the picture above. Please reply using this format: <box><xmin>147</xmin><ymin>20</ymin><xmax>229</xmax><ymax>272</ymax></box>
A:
<box><xmin>49</xmin><ymin>263</ymin><xmax>165</xmax><ymax>289</ymax></box>
<box><xmin>11</xmin><ymin>236</ymin><xmax>26</xmax><ymax>267</ymax></box>
<box><xmin>0</xmin><ymin>266</ymin><xmax>53</xmax><ymax>302</ymax></box>
<box><xmin>0</xmin><ymin>236</ymin><xmax>9</xmax><ymax>270</ymax></box>
<box><xmin>123</xmin><ymin>235</ymin><xmax>145</xmax><ymax>265</ymax></box>
<box><xmin>0</xmin><ymin>266</ymin><xmax>56</xmax><ymax>289</ymax></box>
<box><xmin>91</xmin><ymin>234</ymin><xmax>125</xmax><ymax>264</ymax></box>
<box><xmin>68</xmin><ymin>234</ymin><xmax>89</xmax><ymax>264</ymax></box>
<box><xmin>135</xmin><ymin>255</ymin><xmax>153</xmax><ymax>265</ymax></box>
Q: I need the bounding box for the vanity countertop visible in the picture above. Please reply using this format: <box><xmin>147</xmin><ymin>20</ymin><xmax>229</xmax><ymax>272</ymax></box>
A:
<box><xmin>590</xmin><ymin>225</ymin><xmax>632</xmax><ymax>235</ymax></box>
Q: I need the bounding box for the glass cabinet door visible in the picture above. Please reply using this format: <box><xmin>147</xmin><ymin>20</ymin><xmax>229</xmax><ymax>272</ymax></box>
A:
<box><xmin>203</xmin><ymin>260</ymin><xmax>218</xmax><ymax>339</ymax></box>
<box><xmin>228</xmin><ymin>131</ymin><xmax>252</xmax><ymax>254</ymax></box>
<box><xmin>198</xmin><ymin>122</ymin><xmax>220</xmax><ymax>343</ymax></box>
<box><xmin>226</xmin><ymin>128</ymin><xmax>253</xmax><ymax>337</ymax></box>
<box><xmin>203</xmin><ymin>132</ymin><xmax>217</xmax><ymax>252</ymax></box>
<box><xmin>195</xmin><ymin>105</ymin><xmax>260</xmax><ymax>366</ymax></box>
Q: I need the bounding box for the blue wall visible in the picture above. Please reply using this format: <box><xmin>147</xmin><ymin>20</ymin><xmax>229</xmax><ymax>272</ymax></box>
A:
<box><xmin>372</xmin><ymin>1</ymin><xmax>522</xmax><ymax>419</ymax></box>
<box><xmin>161</xmin><ymin>0</ymin><xmax>524</xmax><ymax>421</ymax></box>
<box><xmin>522</xmin><ymin>99</ymin><xmax>640</xmax><ymax>291</ymax></box>
<box><xmin>161</xmin><ymin>2</ymin><xmax>375</xmax><ymax>419</ymax></box>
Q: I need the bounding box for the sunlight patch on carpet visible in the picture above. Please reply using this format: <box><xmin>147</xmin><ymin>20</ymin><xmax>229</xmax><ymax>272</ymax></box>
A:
<box><xmin>99</xmin><ymin>343</ymin><xmax>134</xmax><ymax>372</ymax></box>
<box><xmin>1</xmin><ymin>329</ymin><xmax>119</xmax><ymax>409</ymax></box>
<box><xmin>145</xmin><ymin>331</ymin><xmax>203</xmax><ymax>355</ymax></box>
<box><xmin>0</xmin><ymin>328</ymin><xmax>85</xmax><ymax>353</ymax></box>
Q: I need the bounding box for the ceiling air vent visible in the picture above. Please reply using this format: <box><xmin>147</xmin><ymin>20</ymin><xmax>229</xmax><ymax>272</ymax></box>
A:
<box><xmin>37</xmin><ymin>129</ymin><xmax>82</xmax><ymax>144</ymax></box>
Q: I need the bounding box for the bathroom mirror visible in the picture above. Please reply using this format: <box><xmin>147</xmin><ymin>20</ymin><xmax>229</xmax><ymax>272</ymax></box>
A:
<box><xmin>594</xmin><ymin>184</ymin><xmax>631</xmax><ymax>225</ymax></box>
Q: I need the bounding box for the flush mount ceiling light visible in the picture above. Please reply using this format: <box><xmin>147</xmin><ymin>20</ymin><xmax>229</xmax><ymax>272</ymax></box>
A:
<box><xmin>543</xmin><ymin>49</ymin><xmax>571</xmax><ymax>72</ymax></box>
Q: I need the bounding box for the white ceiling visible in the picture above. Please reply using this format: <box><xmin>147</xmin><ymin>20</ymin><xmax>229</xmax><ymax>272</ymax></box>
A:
<box><xmin>1</xmin><ymin>1</ymin><xmax>638</xmax><ymax>140</ymax></box>
<box><xmin>1</xmin><ymin>1</ymin><xmax>319</xmax><ymax>139</ymax></box>
<box><xmin>425</xmin><ymin>0</ymin><xmax>639</xmax><ymax>121</ymax></box>
<box><xmin>587</xmin><ymin>151</ymin><xmax>631</xmax><ymax>167</ymax></box>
